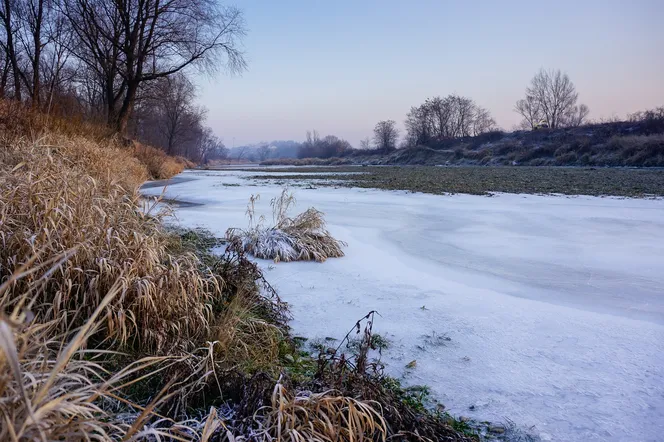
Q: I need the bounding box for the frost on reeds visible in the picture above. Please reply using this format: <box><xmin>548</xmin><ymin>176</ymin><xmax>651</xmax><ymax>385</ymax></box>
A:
<box><xmin>0</xmin><ymin>268</ymin><xmax>203</xmax><ymax>441</ymax></box>
<box><xmin>248</xmin><ymin>379</ymin><xmax>387</xmax><ymax>441</ymax></box>
<box><xmin>226</xmin><ymin>189</ymin><xmax>346</xmax><ymax>262</ymax></box>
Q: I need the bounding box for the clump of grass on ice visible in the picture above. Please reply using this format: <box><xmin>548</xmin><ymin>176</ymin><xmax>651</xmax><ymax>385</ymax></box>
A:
<box><xmin>226</xmin><ymin>189</ymin><xmax>346</xmax><ymax>262</ymax></box>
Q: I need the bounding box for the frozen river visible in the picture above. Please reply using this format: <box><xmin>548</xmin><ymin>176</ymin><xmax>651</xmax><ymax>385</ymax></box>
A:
<box><xmin>143</xmin><ymin>169</ymin><xmax>664</xmax><ymax>442</ymax></box>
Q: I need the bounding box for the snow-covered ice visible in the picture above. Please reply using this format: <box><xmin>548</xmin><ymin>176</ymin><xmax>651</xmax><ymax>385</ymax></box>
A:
<box><xmin>143</xmin><ymin>169</ymin><xmax>664</xmax><ymax>442</ymax></box>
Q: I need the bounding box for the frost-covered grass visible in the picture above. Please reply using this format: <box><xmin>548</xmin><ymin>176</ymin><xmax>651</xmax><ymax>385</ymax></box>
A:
<box><xmin>227</xmin><ymin>189</ymin><xmax>346</xmax><ymax>262</ymax></box>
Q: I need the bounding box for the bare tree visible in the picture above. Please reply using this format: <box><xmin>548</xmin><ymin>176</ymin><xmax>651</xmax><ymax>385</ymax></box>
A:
<box><xmin>373</xmin><ymin>120</ymin><xmax>399</xmax><ymax>152</ymax></box>
<box><xmin>405</xmin><ymin>105</ymin><xmax>432</xmax><ymax>146</ymax></box>
<box><xmin>629</xmin><ymin>106</ymin><xmax>664</xmax><ymax>134</ymax></box>
<box><xmin>257</xmin><ymin>143</ymin><xmax>270</xmax><ymax>162</ymax></box>
<box><xmin>60</xmin><ymin>0</ymin><xmax>125</xmax><ymax>124</ymax></box>
<box><xmin>359</xmin><ymin>137</ymin><xmax>371</xmax><ymax>150</ymax></box>
<box><xmin>404</xmin><ymin>95</ymin><xmax>496</xmax><ymax>146</ymax></box>
<box><xmin>305</xmin><ymin>130</ymin><xmax>320</xmax><ymax>147</ymax></box>
<box><xmin>41</xmin><ymin>10</ymin><xmax>75</xmax><ymax>114</ymax></box>
<box><xmin>0</xmin><ymin>54</ymin><xmax>9</xmax><ymax>95</ymax></box>
<box><xmin>516</xmin><ymin>69</ymin><xmax>589</xmax><ymax>129</ymax></box>
<box><xmin>14</xmin><ymin>0</ymin><xmax>50</xmax><ymax>107</ymax></box>
<box><xmin>155</xmin><ymin>74</ymin><xmax>203</xmax><ymax>154</ymax></box>
<box><xmin>472</xmin><ymin>106</ymin><xmax>497</xmax><ymax>135</ymax></box>
<box><xmin>427</xmin><ymin>96</ymin><xmax>452</xmax><ymax>137</ymax></box>
<box><xmin>61</xmin><ymin>0</ymin><xmax>247</xmax><ymax>134</ymax></box>
<box><xmin>514</xmin><ymin>95</ymin><xmax>541</xmax><ymax>130</ymax></box>
<box><xmin>197</xmin><ymin>128</ymin><xmax>225</xmax><ymax>163</ymax></box>
<box><xmin>235</xmin><ymin>145</ymin><xmax>248</xmax><ymax>163</ymax></box>
<box><xmin>130</xmin><ymin>73</ymin><xmax>224</xmax><ymax>161</ymax></box>
<box><xmin>298</xmin><ymin>131</ymin><xmax>350</xmax><ymax>158</ymax></box>
<box><xmin>563</xmin><ymin>103</ymin><xmax>590</xmax><ymax>127</ymax></box>
<box><xmin>0</xmin><ymin>0</ymin><xmax>22</xmax><ymax>99</ymax></box>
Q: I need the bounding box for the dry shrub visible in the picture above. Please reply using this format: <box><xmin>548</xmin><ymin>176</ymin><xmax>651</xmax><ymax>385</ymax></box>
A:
<box><xmin>0</xmin><ymin>139</ymin><xmax>219</xmax><ymax>355</ymax></box>
<box><xmin>227</xmin><ymin>189</ymin><xmax>346</xmax><ymax>263</ymax></box>
<box><xmin>176</xmin><ymin>155</ymin><xmax>197</xmax><ymax>169</ymax></box>
<box><xmin>462</xmin><ymin>148</ymin><xmax>492</xmax><ymax>161</ymax></box>
<box><xmin>133</xmin><ymin>142</ymin><xmax>186</xmax><ymax>179</ymax></box>
<box><xmin>310</xmin><ymin>312</ymin><xmax>475</xmax><ymax>442</ymax></box>
<box><xmin>0</xmin><ymin>99</ymin><xmax>188</xmax><ymax>181</ymax></box>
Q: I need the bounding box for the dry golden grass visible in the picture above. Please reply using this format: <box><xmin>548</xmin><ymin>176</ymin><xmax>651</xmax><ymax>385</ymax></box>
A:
<box><xmin>227</xmin><ymin>190</ymin><xmax>346</xmax><ymax>263</ymax></box>
<box><xmin>0</xmin><ymin>266</ymin><xmax>229</xmax><ymax>441</ymax></box>
<box><xmin>253</xmin><ymin>380</ymin><xmax>387</xmax><ymax>442</ymax></box>
<box><xmin>0</xmin><ymin>139</ymin><xmax>219</xmax><ymax>356</ymax></box>
<box><xmin>0</xmin><ymin>278</ymin><xmax>123</xmax><ymax>441</ymax></box>
<box><xmin>212</xmin><ymin>289</ymin><xmax>283</xmax><ymax>371</ymax></box>
<box><xmin>176</xmin><ymin>155</ymin><xmax>198</xmax><ymax>169</ymax></box>
<box><xmin>0</xmin><ymin>125</ymin><xmax>218</xmax><ymax>439</ymax></box>
<box><xmin>0</xmin><ymin>116</ymin><xmax>238</xmax><ymax>439</ymax></box>
<box><xmin>0</xmin><ymin>100</ymin><xmax>113</xmax><ymax>143</ymax></box>
<box><xmin>133</xmin><ymin>142</ymin><xmax>187</xmax><ymax>179</ymax></box>
<box><xmin>0</xmin><ymin>99</ymin><xmax>190</xmax><ymax>180</ymax></box>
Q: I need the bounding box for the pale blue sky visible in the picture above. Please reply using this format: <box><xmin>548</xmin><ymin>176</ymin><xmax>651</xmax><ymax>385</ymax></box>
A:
<box><xmin>197</xmin><ymin>0</ymin><xmax>664</xmax><ymax>147</ymax></box>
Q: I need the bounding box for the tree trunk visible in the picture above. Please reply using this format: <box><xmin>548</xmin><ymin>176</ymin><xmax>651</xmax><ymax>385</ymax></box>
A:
<box><xmin>30</xmin><ymin>0</ymin><xmax>44</xmax><ymax>109</ymax></box>
<box><xmin>0</xmin><ymin>57</ymin><xmax>9</xmax><ymax>96</ymax></box>
<box><xmin>105</xmin><ymin>76</ymin><xmax>119</xmax><ymax>130</ymax></box>
<box><xmin>10</xmin><ymin>50</ymin><xmax>20</xmax><ymax>101</ymax></box>
<box><xmin>2</xmin><ymin>0</ymin><xmax>21</xmax><ymax>101</ymax></box>
<box><xmin>31</xmin><ymin>45</ymin><xmax>41</xmax><ymax>108</ymax></box>
<box><xmin>115</xmin><ymin>80</ymin><xmax>139</xmax><ymax>135</ymax></box>
<box><xmin>167</xmin><ymin>134</ymin><xmax>174</xmax><ymax>154</ymax></box>
<box><xmin>106</xmin><ymin>100</ymin><xmax>117</xmax><ymax>130</ymax></box>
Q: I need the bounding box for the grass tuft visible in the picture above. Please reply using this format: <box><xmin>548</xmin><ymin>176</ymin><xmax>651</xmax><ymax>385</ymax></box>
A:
<box><xmin>255</xmin><ymin>379</ymin><xmax>388</xmax><ymax>441</ymax></box>
<box><xmin>227</xmin><ymin>189</ymin><xmax>346</xmax><ymax>262</ymax></box>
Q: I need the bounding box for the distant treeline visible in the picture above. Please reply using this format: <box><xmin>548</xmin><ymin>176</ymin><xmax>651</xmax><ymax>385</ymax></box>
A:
<box><xmin>259</xmin><ymin>68</ymin><xmax>660</xmax><ymax>162</ymax></box>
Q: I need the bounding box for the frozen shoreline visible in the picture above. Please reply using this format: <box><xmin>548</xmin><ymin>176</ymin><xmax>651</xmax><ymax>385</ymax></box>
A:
<box><xmin>143</xmin><ymin>169</ymin><xmax>664</xmax><ymax>442</ymax></box>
